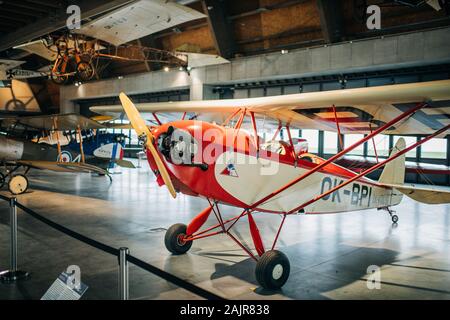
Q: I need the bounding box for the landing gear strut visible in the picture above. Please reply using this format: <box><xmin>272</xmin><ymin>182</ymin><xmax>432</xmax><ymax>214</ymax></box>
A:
<box><xmin>164</xmin><ymin>204</ymin><xmax>292</xmax><ymax>290</ymax></box>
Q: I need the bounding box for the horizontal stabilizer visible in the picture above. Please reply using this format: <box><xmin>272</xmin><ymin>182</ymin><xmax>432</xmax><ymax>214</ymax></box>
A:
<box><xmin>379</xmin><ymin>183</ymin><xmax>450</xmax><ymax>204</ymax></box>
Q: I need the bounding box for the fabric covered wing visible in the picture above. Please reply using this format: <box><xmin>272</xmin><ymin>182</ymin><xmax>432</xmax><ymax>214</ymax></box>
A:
<box><xmin>0</xmin><ymin>113</ymin><xmax>130</xmax><ymax>130</ymax></box>
<box><xmin>380</xmin><ymin>183</ymin><xmax>450</xmax><ymax>204</ymax></box>
<box><xmin>18</xmin><ymin>160</ymin><xmax>109</xmax><ymax>175</ymax></box>
<box><xmin>90</xmin><ymin>80</ymin><xmax>450</xmax><ymax>135</ymax></box>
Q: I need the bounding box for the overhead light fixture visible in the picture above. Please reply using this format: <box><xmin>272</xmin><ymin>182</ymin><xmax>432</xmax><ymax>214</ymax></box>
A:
<box><xmin>179</xmin><ymin>66</ymin><xmax>184</xmax><ymax>71</ymax></box>
<box><xmin>186</xmin><ymin>66</ymin><xmax>192</xmax><ymax>71</ymax></box>
<box><xmin>281</xmin><ymin>49</ymin><xmax>289</xmax><ymax>54</ymax></box>
<box><xmin>164</xmin><ymin>66</ymin><xmax>170</xmax><ymax>72</ymax></box>
<box><xmin>118</xmin><ymin>76</ymin><xmax>123</xmax><ymax>80</ymax></box>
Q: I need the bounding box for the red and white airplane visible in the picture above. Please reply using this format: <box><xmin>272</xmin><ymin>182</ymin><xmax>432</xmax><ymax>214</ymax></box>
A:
<box><xmin>91</xmin><ymin>80</ymin><xmax>450</xmax><ymax>290</ymax></box>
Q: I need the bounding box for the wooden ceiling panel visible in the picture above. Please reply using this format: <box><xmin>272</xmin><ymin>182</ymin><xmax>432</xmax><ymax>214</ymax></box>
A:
<box><xmin>161</xmin><ymin>25</ymin><xmax>215</xmax><ymax>54</ymax></box>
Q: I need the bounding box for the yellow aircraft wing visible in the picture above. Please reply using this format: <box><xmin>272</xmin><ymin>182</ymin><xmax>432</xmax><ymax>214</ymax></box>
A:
<box><xmin>17</xmin><ymin>160</ymin><xmax>110</xmax><ymax>176</ymax></box>
<box><xmin>90</xmin><ymin>80</ymin><xmax>450</xmax><ymax>135</ymax></box>
<box><xmin>1</xmin><ymin>113</ymin><xmax>130</xmax><ymax>131</ymax></box>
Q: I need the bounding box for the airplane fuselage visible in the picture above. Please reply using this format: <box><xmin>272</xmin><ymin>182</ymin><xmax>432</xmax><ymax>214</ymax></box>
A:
<box><xmin>149</xmin><ymin>120</ymin><xmax>403</xmax><ymax>214</ymax></box>
<box><xmin>0</xmin><ymin>135</ymin><xmax>110</xmax><ymax>168</ymax></box>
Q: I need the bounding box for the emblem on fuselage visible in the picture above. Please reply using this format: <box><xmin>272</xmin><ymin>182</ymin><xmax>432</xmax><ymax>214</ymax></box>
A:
<box><xmin>220</xmin><ymin>163</ymin><xmax>238</xmax><ymax>177</ymax></box>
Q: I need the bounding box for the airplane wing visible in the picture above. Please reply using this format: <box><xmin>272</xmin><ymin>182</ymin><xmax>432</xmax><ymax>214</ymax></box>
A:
<box><xmin>17</xmin><ymin>160</ymin><xmax>110</xmax><ymax>176</ymax></box>
<box><xmin>90</xmin><ymin>80</ymin><xmax>450</xmax><ymax>135</ymax></box>
<box><xmin>0</xmin><ymin>59</ymin><xmax>26</xmax><ymax>71</ymax></box>
<box><xmin>379</xmin><ymin>183</ymin><xmax>450</xmax><ymax>204</ymax></box>
<box><xmin>73</xmin><ymin>0</ymin><xmax>205</xmax><ymax>46</ymax></box>
<box><xmin>13</xmin><ymin>39</ymin><xmax>58</xmax><ymax>61</ymax></box>
<box><xmin>1</xmin><ymin>113</ymin><xmax>123</xmax><ymax>130</ymax></box>
<box><xmin>336</xmin><ymin>155</ymin><xmax>450</xmax><ymax>175</ymax></box>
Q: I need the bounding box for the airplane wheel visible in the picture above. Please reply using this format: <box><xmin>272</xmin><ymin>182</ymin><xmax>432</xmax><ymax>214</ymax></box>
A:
<box><xmin>8</xmin><ymin>174</ymin><xmax>29</xmax><ymax>195</ymax></box>
<box><xmin>255</xmin><ymin>250</ymin><xmax>290</xmax><ymax>290</ymax></box>
<box><xmin>391</xmin><ymin>215</ymin><xmax>399</xmax><ymax>224</ymax></box>
<box><xmin>76</xmin><ymin>61</ymin><xmax>95</xmax><ymax>82</ymax></box>
<box><xmin>0</xmin><ymin>173</ymin><xmax>5</xmax><ymax>189</ymax></box>
<box><xmin>164</xmin><ymin>223</ymin><xmax>192</xmax><ymax>255</ymax></box>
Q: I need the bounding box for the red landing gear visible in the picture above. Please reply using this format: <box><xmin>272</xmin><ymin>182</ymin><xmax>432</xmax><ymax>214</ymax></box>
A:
<box><xmin>164</xmin><ymin>202</ymin><xmax>290</xmax><ymax>290</ymax></box>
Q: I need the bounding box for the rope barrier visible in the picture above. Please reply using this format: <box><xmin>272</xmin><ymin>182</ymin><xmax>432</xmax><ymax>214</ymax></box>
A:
<box><xmin>0</xmin><ymin>195</ymin><xmax>223</xmax><ymax>300</ymax></box>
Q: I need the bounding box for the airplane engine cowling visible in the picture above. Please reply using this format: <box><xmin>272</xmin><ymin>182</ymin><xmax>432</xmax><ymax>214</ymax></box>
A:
<box><xmin>0</xmin><ymin>136</ymin><xmax>24</xmax><ymax>161</ymax></box>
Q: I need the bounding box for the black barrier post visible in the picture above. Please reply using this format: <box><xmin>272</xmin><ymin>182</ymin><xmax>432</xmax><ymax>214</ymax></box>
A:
<box><xmin>0</xmin><ymin>197</ymin><xmax>29</xmax><ymax>282</ymax></box>
<box><xmin>119</xmin><ymin>247</ymin><xmax>129</xmax><ymax>300</ymax></box>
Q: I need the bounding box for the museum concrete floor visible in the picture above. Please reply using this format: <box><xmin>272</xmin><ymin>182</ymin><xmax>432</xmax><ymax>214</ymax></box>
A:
<box><xmin>0</xmin><ymin>161</ymin><xmax>449</xmax><ymax>300</ymax></box>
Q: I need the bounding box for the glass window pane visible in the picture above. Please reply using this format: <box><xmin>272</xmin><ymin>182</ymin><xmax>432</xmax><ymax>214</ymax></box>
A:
<box><xmin>344</xmin><ymin>134</ymin><xmax>364</xmax><ymax>155</ymax></box>
<box><xmin>324</xmin><ymin>131</ymin><xmax>337</xmax><ymax>154</ymax></box>
<box><xmin>394</xmin><ymin>136</ymin><xmax>416</xmax><ymax>158</ymax></box>
<box><xmin>367</xmin><ymin>134</ymin><xmax>390</xmax><ymax>157</ymax></box>
<box><xmin>421</xmin><ymin>138</ymin><xmax>447</xmax><ymax>159</ymax></box>
<box><xmin>300</xmin><ymin>129</ymin><xmax>318</xmax><ymax>154</ymax></box>
<box><xmin>130</xmin><ymin>128</ymin><xmax>138</xmax><ymax>145</ymax></box>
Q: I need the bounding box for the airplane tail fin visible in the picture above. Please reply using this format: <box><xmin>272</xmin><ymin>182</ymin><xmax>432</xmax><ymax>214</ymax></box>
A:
<box><xmin>378</xmin><ymin>137</ymin><xmax>406</xmax><ymax>185</ymax></box>
<box><xmin>378</xmin><ymin>137</ymin><xmax>450</xmax><ymax>204</ymax></box>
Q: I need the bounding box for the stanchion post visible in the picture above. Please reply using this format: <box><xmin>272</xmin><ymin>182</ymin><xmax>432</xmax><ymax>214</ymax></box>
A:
<box><xmin>118</xmin><ymin>247</ymin><xmax>129</xmax><ymax>300</ymax></box>
<box><xmin>0</xmin><ymin>197</ymin><xmax>29</xmax><ymax>282</ymax></box>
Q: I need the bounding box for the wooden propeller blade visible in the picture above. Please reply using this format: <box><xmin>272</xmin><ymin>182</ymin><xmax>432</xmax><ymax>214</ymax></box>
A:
<box><xmin>119</xmin><ymin>92</ymin><xmax>177</xmax><ymax>198</ymax></box>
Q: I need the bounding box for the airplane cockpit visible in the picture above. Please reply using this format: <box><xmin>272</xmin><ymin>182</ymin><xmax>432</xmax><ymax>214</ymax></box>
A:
<box><xmin>260</xmin><ymin>140</ymin><xmax>287</xmax><ymax>155</ymax></box>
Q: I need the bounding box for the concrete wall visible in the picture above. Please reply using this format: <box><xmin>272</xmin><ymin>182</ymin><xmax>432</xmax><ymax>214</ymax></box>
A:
<box><xmin>60</xmin><ymin>26</ymin><xmax>450</xmax><ymax>113</ymax></box>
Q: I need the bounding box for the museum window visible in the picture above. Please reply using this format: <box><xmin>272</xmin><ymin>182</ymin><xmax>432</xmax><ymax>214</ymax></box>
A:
<box><xmin>394</xmin><ymin>136</ymin><xmax>417</xmax><ymax>158</ymax></box>
<box><xmin>130</xmin><ymin>127</ymin><xmax>139</xmax><ymax>145</ymax></box>
<box><xmin>323</xmin><ymin>131</ymin><xmax>338</xmax><ymax>154</ymax></box>
<box><xmin>367</xmin><ymin>134</ymin><xmax>390</xmax><ymax>158</ymax></box>
<box><xmin>344</xmin><ymin>134</ymin><xmax>364</xmax><ymax>155</ymax></box>
<box><xmin>300</xmin><ymin>129</ymin><xmax>319</xmax><ymax>154</ymax></box>
<box><xmin>421</xmin><ymin>138</ymin><xmax>447</xmax><ymax>159</ymax></box>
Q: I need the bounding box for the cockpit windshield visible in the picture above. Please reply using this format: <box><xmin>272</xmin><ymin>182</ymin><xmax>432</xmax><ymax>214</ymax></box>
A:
<box><xmin>260</xmin><ymin>141</ymin><xmax>286</xmax><ymax>155</ymax></box>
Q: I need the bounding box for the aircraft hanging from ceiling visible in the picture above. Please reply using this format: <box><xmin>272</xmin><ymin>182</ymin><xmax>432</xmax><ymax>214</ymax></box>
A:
<box><xmin>73</xmin><ymin>0</ymin><xmax>206</xmax><ymax>46</ymax></box>
<box><xmin>90</xmin><ymin>79</ymin><xmax>450</xmax><ymax>290</ymax></box>
<box><xmin>10</xmin><ymin>0</ymin><xmax>228</xmax><ymax>85</ymax></box>
<box><xmin>0</xmin><ymin>59</ymin><xmax>47</xmax><ymax>82</ymax></box>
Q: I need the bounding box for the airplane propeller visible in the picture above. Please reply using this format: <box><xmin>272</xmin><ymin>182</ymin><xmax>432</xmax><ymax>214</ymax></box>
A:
<box><xmin>119</xmin><ymin>92</ymin><xmax>177</xmax><ymax>198</ymax></box>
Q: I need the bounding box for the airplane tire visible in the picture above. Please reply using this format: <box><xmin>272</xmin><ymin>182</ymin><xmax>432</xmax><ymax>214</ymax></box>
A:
<box><xmin>0</xmin><ymin>173</ymin><xmax>5</xmax><ymax>189</ymax></box>
<box><xmin>255</xmin><ymin>250</ymin><xmax>290</xmax><ymax>290</ymax></box>
<box><xmin>164</xmin><ymin>223</ymin><xmax>192</xmax><ymax>255</ymax></box>
<box><xmin>76</xmin><ymin>61</ymin><xmax>95</xmax><ymax>82</ymax></box>
<box><xmin>8</xmin><ymin>174</ymin><xmax>29</xmax><ymax>195</ymax></box>
<box><xmin>391</xmin><ymin>215</ymin><xmax>399</xmax><ymax>224</ymax></box>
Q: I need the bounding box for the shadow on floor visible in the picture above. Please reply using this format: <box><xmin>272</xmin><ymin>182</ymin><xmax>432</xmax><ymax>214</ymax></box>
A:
<box><xmin>204</xmin><ymin>243</ymin><xmax>400</xmax><ymax>299</ymax></box>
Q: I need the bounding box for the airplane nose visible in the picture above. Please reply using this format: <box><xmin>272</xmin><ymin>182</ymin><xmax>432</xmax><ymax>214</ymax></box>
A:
<box><xmin>0</xmin><ymin>136</ymin><xmax>24</xmax><ymax>161</ymax></box>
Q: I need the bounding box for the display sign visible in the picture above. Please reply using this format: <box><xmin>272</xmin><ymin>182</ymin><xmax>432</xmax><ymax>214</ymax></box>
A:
<box><xmin>41</xmin><ymin>270</ymin><xmax>88</xmax><ymax>300</ymax></box>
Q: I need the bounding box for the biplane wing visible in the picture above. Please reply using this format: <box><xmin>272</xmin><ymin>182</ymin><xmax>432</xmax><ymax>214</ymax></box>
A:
<box><xmin>73</xmin><ymin>0</ymin><xmax>205</xmax><ymax>46</ymax></box>
<box><xmin>17</xmin><ymin>160</ymin><xmax>110</xmax><ymax>176</ymax></box>
<box><xmin>0</xmin><ymin>59</ymin><xmax>26</xmax><ymax>71</ymax></box>
<box><xmin>1</xmin><ymin>113</ymin><xmax>128</xmax><ymax>131</ymax></box>
<box><xmin>90</xmin><ymin>80</ymin><xmax>450</xmax><ymax>135</ymax></box>
<box><xmin>336</xmin><ymin>155</ymin><xmax>450</xmax><ymax>175</ymax></box>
